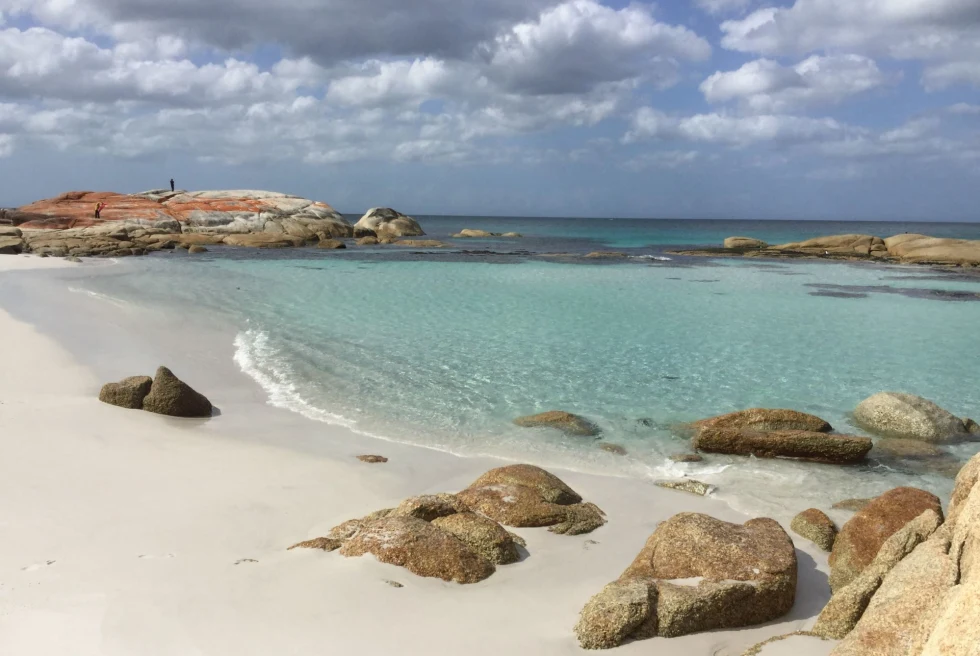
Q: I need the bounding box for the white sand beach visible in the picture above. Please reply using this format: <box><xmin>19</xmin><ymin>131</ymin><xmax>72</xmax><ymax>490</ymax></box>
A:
<box><xmin>0</xmin><ymin>255</ymin><xmax>836</xmax><ymax>656</ymax></box>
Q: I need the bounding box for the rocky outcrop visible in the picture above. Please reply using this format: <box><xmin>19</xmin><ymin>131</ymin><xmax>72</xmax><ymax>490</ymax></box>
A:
<box><xmin>222</xmin><ymin>233</ymin><xmax>305</xmax><ymax>248</ymax></box>
<box><xmin>693</xmin><ymin>428</ymin><xmax>872</xmax><ymax>464</ymax></box>
<box><xmin>456</xmin><ymin>464</ymin><xmax>606</xmax><ymax>535</ymax></box>
<box><xmin>791</xmin><ymin>509</ymin><xmax>838</xmax><ymax>551</ymax></box>
<box><xmin>965</xmin><ymin>418</ymin><xmax>980</xmax><ymax>435</ymax></box>
<box><xmin>141</xmin><ymin>366</ymin><xmax>213</xmax><ymax>418</ymax></box>
<box><xmin>724</xmin><ymin>237</ymin><xmax>768</xmax><ymax>249</ymax></box>
<box><xmin>884</xmin><ymin>233</ymin><xmax>980</xmax><ymax>265</ymax></box>
<box><xmin>813</xmin><ymin>509</ymin><xmax>942</xmax><ymax>639</ymax></box>
<box><xmin>15</xmin><ymin>190</ymin><xmax>353</xmax><ymax>236</ymax></box>
<box><xmin>451</xmin><ymin>229</ymin><xmax>523</xmax><ymax>238</ymax></box>
<box><xmin>773</xmin><ymin>234</ymin><xmax>887</xmax><ymax>255</ymax></box>
<box><xmin>0</xmin><ymin>235</ymin><xmax>25</xmax><ymax>254</ymax></box>
<box><xmin>353</xmin><ymin>208</ymin><xmax>424</xmax><ymax>238</ymax></box>
<box><xmin>853</xmin><ymin>392</ymin><xmax>970</xmax><ymax>443</ymax></box>
<box><xmin>289</xmin><ymin>465</ymin><xmax>592</xmax><ymax>582</ymax></box>
<box><xmin>575</xmin><ymin>513</ymin><xmax>796</xmax><ymax>648</ymax></box>
<box><xmin>98</xmin><ymin>376</ymin><xmax>153</xmax><ymax>410</ymax></box>
<box><xmin>828</xmin><ymin>487</ymin><xmax>943</xmax><ymax>592</ymax></box>
<box><xmin>513</xmin><ymin>411</ymin><xmax>600</xmax><ymax>437</ymax></box>
<box><xmin>316</xmin><ymin>239</ymin><xmax>346</xmax><ymax>249</ymax></box>
<box><xmin>356</xmin><ymin>236</ymin><xmax>379</xmax><ymax>246</ymax></box>
<box><xmin>690</xmin><ymin>408</ymin><xmax>833</xmax><ymax>433</ymax></box>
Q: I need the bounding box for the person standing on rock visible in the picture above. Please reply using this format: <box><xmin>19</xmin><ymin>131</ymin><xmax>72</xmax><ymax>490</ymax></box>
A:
<box><xmin>170</xmin><ymin>178</ymin><xmax>175</xmax><ymax>192</ymax></box>
<box><xmin>94</xmin><ymin>201</ymin><xmax>104</xmax><ymax>219</ymax></box>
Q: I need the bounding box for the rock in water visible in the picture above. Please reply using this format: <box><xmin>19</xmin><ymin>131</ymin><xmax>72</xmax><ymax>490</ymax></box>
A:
<box><xmin>356</xmin><ymin>236</ymin><xmax>379</xmax><ymax>246</ymax></box>
<box><xmin>187</xmin><ymin>245</ymin><xmax>208</xmax><ymax>253</ymax></box>
<box><xmin>832</xmin><ymin>498</ymin><xmax>872</xmax><ymax>512</ymax></box>
<box><xmin>669</xmin><ymin>453</ymin><xmax>704</xmax><ymax>463</ymax></box>
<box><xmin>575</xmin><ymin>513</ymin><xmax>797</xmax><ymax>648</ymax></box>
<box><xmin>791</xmin><ymin>509</ymin><xmax>838</xmax><ymax>551</ymax></box>
<box><xmin>513</xmin><ymin>411</ymin><xmax>600</xmax><ymax>437</ymax></box>
<box><xmin>141</xmin><ymin>366</ymin><xmax>213</xmax><ymax>418</ymax></box>
<box><xmin>963</xmin><ymin>417</ymin><xmax>979</xmax><ymax>435</ymax></box>
<box><xmin>812</xmin><ymin>509</ymin><xmax>942</xmax><ymax>639</ymax></box>
<box><xmin>724</xmin><ymin>237</ymin><xmax>769</xmax><ymax>249</ymax></box>
<box><xmin>452</xmin><ymin>229</ymin><xmax>497</xmax><ymax>238</ymax></box>
<box><xmin>98</xmin><ymin>375</ymin><xmax>153</xmax><ymax>409</ymax></box>
<box><xmin>339</xmin><ymin>516</ymin><xmax>495</xmax><ymax>584</ymax></box>
<box><xmin>828</xmin><ymin>487</ymin><xmax>943</xmax><ymax>592</ymax></box>
<box><xmin>853</xmin><ymin>392</ymin><xmax>968</xmax><ymax>443</ymax></box>
<box><xmin>317</xmin><ymin>239</ymin><xmax>346</xmax><ymax>249</ymax></box>
<box><xmin>690</xmin><ymin>408</ymin><xmax>832</xmax><ymax>433</ymax></box>
<box><xmin>457</xmin><ymin>464</ymin><xmax>606</xmax><ymax>535</ymax></box>
<box><xmin>655</xmin><ymin>480</ymin><xmax>714</xmax><ymax>496</ymax></box>
<box><xmin>693</xmin><ymin>428</ymin><xmax>872</xmax><ymax>464</ymax></box>
<box><xmin>353</xmin><ymin>208</ymin><xmax>424</xmax><ymax>238</ymax></box>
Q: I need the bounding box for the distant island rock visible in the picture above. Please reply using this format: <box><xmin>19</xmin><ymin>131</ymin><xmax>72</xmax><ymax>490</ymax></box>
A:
<box><xmin>673</xmin><ymin>232</ymin><xmax>980</xmax><ymax>267</ymax></box>
<box><xmin>451</xmin><ymin>229</ymin><xmax>522</xmax><ymax>238</ymax></box>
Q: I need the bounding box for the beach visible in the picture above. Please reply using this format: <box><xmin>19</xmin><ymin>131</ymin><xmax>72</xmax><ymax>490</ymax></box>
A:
<box><xmin>0</xmin><ymin>254</ymin><xmax>840</xmax><ymax>655</ymax></box>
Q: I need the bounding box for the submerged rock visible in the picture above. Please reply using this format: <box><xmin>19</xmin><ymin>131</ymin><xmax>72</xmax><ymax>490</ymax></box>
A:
<box><xmin>598</xmin><ymin>443</ymin><xmax>627</xmax><ymax>455</ymax></box>
<box><xmin>354</xmin><ymin>208</ymin><xmax>424</xmax><ymax>238</ymax></box>
<box><xmin>457</xmin><ymin>464</ymin><xmax>606</xmax><ymax>535</ymax></box>
<box><xmin>141</xmin><ymin>366</ymin><xmax>213</xmax><ymax>418</ymax></box>
<box><xmin>575</xmin><ymin>513</ymin><xmax>797</xmax><ymax>648</ymax></box>
<box><xmin>317</xmin><ymin>238</ymin><xmax>346</xmax><ymax>249</ymax></box>
<box><xmin>655</xmin><ymin>479</ymin><xmax>713</xmax><ymax>496</ymax></box>
<box><xmin>187</xmin><ymin>245</ymin><xmax>208</xmax><ymax>254</ymax></box>
<box><xmin>791</xmin><ymin>509</ymin><xmax>838</xmax><ymax>551</ymax></box>
<box><xmin>690</xmin><ymin>408</ymin><xmax>832</xmax><ymax>433</ymax></box>
<box><xmin>391</xmin><ymin>239</ymin><xmax>449</xmax><ymax>248</ymax></box>
<box><xmin>832</xmin><ymin>498</ymin><xmax>872</xmax><ymax>512</ymax></box>
<box><xmin>98</xmin><ymin>375</ymin><xmax>153</xmax><ymax>410</ymax></box>
<box><xmin>669</xmin><ymin>453</ymin><xmax>704</xmax><ymax>463</ymax></box>
<box><xmin>513</xmin><ymin>411</ymin><xmax>600</xmax><ymax>437</ymax></box>
<box><xmin>693</xmin><ymin>427</ymin><xmax>872</xmax><ymax>464</ymax></box>
<box><xmin>829</xmin><ymin>486</ymin><xmax>943</xmax><ymax>592</ymax></box>
<box><xmin>853</xmin><ymin>392</ymin><xmax>969</xmax><ymax>443</ymax></box>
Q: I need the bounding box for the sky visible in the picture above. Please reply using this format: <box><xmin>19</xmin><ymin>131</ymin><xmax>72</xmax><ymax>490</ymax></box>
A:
<box><xmin>0</xmin><ymin>0</ymin><xmax>979</xmax><ymax>220</ymax></box>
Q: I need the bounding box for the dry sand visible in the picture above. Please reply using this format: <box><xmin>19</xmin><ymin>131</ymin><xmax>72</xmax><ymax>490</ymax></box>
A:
<box><xmin>0</xmin><ymin>255</ymin><xmax>836</xmax><ymax>655</ymax></box>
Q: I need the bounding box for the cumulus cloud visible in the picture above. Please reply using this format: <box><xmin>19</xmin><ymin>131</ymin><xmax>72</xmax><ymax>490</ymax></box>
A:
<box><xmin>701</xmin><ymin>55</ymin><xmax>893</xmax><ymax>112</ymax></box>
<box><xmin>484</xmin><ymin>0</ymin><xmax>710</xmax><ymax>94</ymax></box>
<box><xmin>719</xmin><ymin>0</ymin><xmax>980</xmax><ymax>94</ymax></box>
<box><xmin>694</xmin><ymin>0</ymin><xmax>753</xmax><ymax>16</ymax></box>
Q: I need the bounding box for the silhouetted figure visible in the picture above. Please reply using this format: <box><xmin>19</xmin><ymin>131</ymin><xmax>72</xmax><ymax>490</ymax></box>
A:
<box><xmin>170</xmin><ymin>178</ymin><xmax>175</xmax><ymax>192</ymax></box>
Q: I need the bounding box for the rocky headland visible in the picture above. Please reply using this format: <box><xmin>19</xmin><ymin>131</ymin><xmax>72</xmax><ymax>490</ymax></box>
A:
<box><xmin>673</xmin><ymin>233</ymin><xmax>980</xmax><ymax>268</ymax></box>
<box><xmin>0</xmin><ymin>190</ymin><xmax>427</xmax><ymax>258</ymax></box>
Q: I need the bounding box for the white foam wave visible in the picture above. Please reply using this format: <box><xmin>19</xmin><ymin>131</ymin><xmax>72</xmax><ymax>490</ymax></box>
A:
<box><xmin>67</xmin><ymin>286</ymin><xmax>130</xmax><ymax>308</ymax></box>
<box><xmin>632</xmin><ymin>255</ymin><xmax>672</xmax><ymax>261</ymax></box>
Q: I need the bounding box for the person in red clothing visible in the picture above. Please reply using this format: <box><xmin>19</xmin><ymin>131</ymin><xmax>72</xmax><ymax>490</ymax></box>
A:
<box><xmin>94</xmin><ymin>201</ymin><xmax>106</xmax><ymax>219</ymax></box>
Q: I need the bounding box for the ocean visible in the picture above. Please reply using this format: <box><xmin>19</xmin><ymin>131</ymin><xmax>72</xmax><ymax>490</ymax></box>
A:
<box><xmin>70</xmin><ymin>217</ymin><xmax>980</xmax><ymax>519</ymax></box>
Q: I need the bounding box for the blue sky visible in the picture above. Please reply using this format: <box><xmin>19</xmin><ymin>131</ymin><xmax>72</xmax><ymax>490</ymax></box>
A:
<box><xmin>0</xmin><ymin>0</ymin><xmax>978</xmax><ymax>220</ymax></box>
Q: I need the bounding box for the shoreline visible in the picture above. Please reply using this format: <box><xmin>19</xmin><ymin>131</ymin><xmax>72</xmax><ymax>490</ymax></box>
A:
<box><xmin>0</xmin><ymin>255</ymin><xmax>837</xmax><ymax>655</ymax></box>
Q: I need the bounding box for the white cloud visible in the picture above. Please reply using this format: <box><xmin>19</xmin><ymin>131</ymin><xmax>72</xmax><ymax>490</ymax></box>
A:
<box><xmin>701</xmin><ymin>55</ymin><xmax>892</xmax><ymax>112</ymax></box>
<box><xmin>694</xmin><ymin>0</ymin><xmax>752</xmax><ymax>16</ymax></box>
<box><xmin>485</xmin><ymin>0</ymin><xmax>710</xmax><ymax>94</ymax></box>
<box><xmin>0</xmin><ymin>133</ymin><xmax>13</xmax><ymax>157</ymax></box>
<box><xmin>949</xmin><ymin>103</ymin><xmax>980</xmax><ymax>115</ymax></box>
<box><xmin>626</xmin><ymin>107</ymin><xmax>852</xmax><ymax>146</ymax></box>
<box><xmin>327</xmin><ymin>59</ymin><xmax>467</xmax><ymax>107</ymax></box>
<box><xmin>622</xmin><ymin>149</ymin><xmax>699</xmax><ymax>171</ymax></box>
<box><xmin>719</xmin><ymin>0</ymin><xmax>980</xmax><ymax>91</ymax></box>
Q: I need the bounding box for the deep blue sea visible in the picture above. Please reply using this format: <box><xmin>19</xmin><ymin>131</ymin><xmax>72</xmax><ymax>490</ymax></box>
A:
<box><xmin>74</xmin><ymin>217</ymin><xmax>980</xmax><ymax>518</ymax></box>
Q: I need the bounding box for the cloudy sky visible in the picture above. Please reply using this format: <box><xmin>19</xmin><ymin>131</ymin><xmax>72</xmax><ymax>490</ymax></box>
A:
<box><xmin>1</xmin><ymin>0</ymin><xmax>978</xmax><ymax>219</ymax></box>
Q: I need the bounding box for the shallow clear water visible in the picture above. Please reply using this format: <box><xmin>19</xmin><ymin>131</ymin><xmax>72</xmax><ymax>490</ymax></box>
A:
<box><xmin>75</xmin><ymin>218</ymin><xmax>980</xmax><ymax>519</ymax></box>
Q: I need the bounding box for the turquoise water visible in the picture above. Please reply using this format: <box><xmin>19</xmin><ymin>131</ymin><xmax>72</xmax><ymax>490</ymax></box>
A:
<box><xmin>72</xmin><ymin>218</ymin><xmax>980</xmax><ymax>517</ymax></box>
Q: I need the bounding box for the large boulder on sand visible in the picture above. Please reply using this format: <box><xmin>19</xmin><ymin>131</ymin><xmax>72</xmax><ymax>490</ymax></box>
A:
<box><xmin>693</xmin><ymin>428</ymin><xmax>872</xmax><ymax>464</ymax></box>
<box><xmin>354</xmin><ymin>208</ymin><xmax>424</xmax><ymax>238</ymax></box>
<box><xmin>141</xmin><ymin>366</ymin><xmax>213</xmax><ymax>418</ymax></box>
<box><xmin>339</xmin><ymin>516</ymin><xmax>495</xmax><ymax>584</ymax></box>
<box><xmin>514</xmin><ymin>411</ymin><xmax>600</xmax><ymax>437</ymax></box>
<box><xmin>853</xmin><ymin>392</ymin><xmax>969</xmax><ymax>443</ymax></box>
<box><xmin>457</xmin><ymin>464</ymin><xmax>606</xmax><ymax>535</ymax></box>
<box><xmin>0</xmin><ymin>236</ymin><xmax>25</xmax><ymax>254</ymax></box>
<box><xmin>575</xmin><ymin>513</ymin><xmax>796</xmax><ymax>648</ymax></box>
<box><xmin>690</xmin><ymin>408</ymin><xmax>832</xmax><ymax>433</ymax></box>
<box><xmin>98</xmin><ymin>375</ymin><xmax>153</xmax><ymax>410</ymax></box>
<box><xmin>813</xmin><ymin>509</ymin><xmax>943</xmax><ymax>639</ymax></box>
<box><xmin>829</xmin><ymin>487</ymin><xmax>943</xmax><ymax>592</ymax></box>
<box><xmin>791</xmin><ymin>509</ymin><xmax>838</xmax><ymax>551</ymax></box>
<box><xmin>724</xmin><ymin>237</ymin><xmax>768</xmax><ymax>249</ymax></box>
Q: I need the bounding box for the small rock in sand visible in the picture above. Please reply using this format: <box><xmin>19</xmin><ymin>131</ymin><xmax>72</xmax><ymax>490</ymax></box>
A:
<box><xmin>357</xmin><ymin>455</ymin><xmax>388</xmax><ymax>464</ymax></box>
<box><xmin>790</xmin><ymin>508</ymin><xmax>838</xmax><ymax>551</ymax></box>
<box><xmin>385</xmin><ymin>580</ymin><xmax>404</xmax><ymax>588</ymax></box>
<box><xmin>98</xmin><ymin>375</ymin><xmax>153</xmax><ymax>410</ymax></box>
<box><xmin>141</xmin><ymin>366</ymin><xmax>213</xmax><ymax>418</ymax></box>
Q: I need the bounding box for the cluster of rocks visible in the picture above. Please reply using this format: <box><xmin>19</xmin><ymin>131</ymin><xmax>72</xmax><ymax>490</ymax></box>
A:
<box><xmin>1</xmin><ymin>190</ymin><xmax>430</xmax><ymax>258</ymax></box>
<box><xmin>289</xmin><ymin>464</ymin><xmax>605</xmax><ymax>583</ymax></box>
<box><xmin>675</xmin><ymin>233</ymin><xmax>980</xmax><ymax>267</ymax></box>
<box><xmin>781</xmin><ymin>451</ymin><xmax>980</xmax><ymax>656</ymax></box>
<box><xmin>99</xmin><ymin>367</ymin><xmax>212</xmax><ymax>418</ymax></box>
